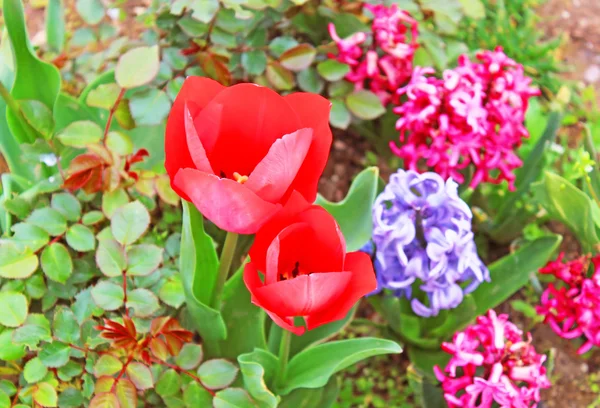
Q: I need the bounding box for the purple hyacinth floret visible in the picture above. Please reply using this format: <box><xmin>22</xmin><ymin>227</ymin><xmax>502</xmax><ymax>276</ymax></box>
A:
<box><xmin>370</xmin><ymin>169</ymin><xmax>489</xmax><ymax>317</ymax></box>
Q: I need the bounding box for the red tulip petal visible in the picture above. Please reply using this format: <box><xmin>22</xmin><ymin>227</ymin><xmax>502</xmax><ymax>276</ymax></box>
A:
<box><xmin>249</xmin><ymin>191</ymin><xmax>311</xmax><ymax>271</ymax></box>
<box><xmin>297</xmin><ymin>207</ymin><xmax>346</xmax><ymax>271</ymax></box>
<box><xmin>174</xmin><ymin>168</ymin><xmax>280</xmax><ymax>234</ymax></box>
<box><xmin>184</xmin><ymin>104</ymin><xmax>214</xmax><ymax>174</ymax></box>
<box><xmin>284</xmin><ymin>93</ymin><xmax>333</xmax><ymax>202</ymax></box>
<box><xmin>254</xmin><ymin>272</ymin><xmax>353</xmax><ymax>317</ymax></box>
<box><xmin>264</xmin><ymin>222</ymin><xmax>312</xmax><ymax>285</ymax></box>
<box><xmin>264</xmin><ymin>310</ymin><xmax>305</xmax><ymax>336</ymax></box>
<box><xmin>200</xmin><ymin>84</ymin><xmax>302</xmax><ymax>177</ymax></box>
<box><xmin>245</xmin><ymin>128</ymin><xmax>313</xmax><ymax>203</ymax></box>
<box><xmin>165</xmin><ymin>77</ymin><xmax>225</xmax><ymax>198</ymax></box>
<box><xmin>243</xmin><ymin>262</ymin><xmax>306</xmax><ymax>335</ymax></box>
<box><xmin>305</xmin><ymin>252</ymin><xmax>376</xmax><ymax>330</ymax></box>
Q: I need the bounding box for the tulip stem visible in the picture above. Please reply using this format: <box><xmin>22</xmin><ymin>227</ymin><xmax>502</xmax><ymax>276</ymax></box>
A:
<box><xmin>211</xmin><ymin>231</ymin><xmax>239</xmax><ymax>310</ymax></box>
<box><xmin>276</xmin><ymin>329</ymin><xmax>292</xmax><ymax>389</ymax></box>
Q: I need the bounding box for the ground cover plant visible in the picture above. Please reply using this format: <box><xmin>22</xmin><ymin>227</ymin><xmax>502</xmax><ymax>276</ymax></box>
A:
<box><xmin>0</xmin><ymin>0</ymin><xmax>599</xmax><ymax>406</ymax></box>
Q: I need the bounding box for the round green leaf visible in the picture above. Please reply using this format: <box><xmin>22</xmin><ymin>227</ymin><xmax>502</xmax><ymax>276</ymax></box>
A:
<box><xmin>26</xmin><ymin>274</ymin><xmax>47</xmax><ymax>299</ymax></box>
<box><xmin>39</xmin><ymin>341</ymin><xmax>70</xmax><ymax>368</ymax></box>
<box><xmin>86</xmin><ymin>83</ymin><xmax>121</xmax><ymax>110</ymax></box>
<box><xmin>106</xmin><ymin>131</ymin><xmax>134</xmax><ymax>156</ymax></box>
<box><xmin>213</xmin><ymin>388</ymin><xmax>255</xmax><ymax>408</ymax></box>
<box><xmin>75</xmin><ymin>0</ymin><xmax>104</xmax><ymax>24</ymax></box>
<box><xmin>330</xmin><ymin>99</ymin><xmax>351</xmax><ymax>130</ymax></box>
<box><xmin>57</xmin><ymin>121</ymin><xmax>103</xmax><ymax>148</ymax></box>
<box><xmin>125</xmin><ymin>362</ymin><xmax>153</xmax><ymax>390</ymax></box>
<box><xmin>0</xmin><ymin>243</ymin><xmax>39</xmax><ymax>279</ymax></box>
<box><xmin>24</xmin><ymin>357</ymin><xmax>48</xmax><ymax>383</ymax></box>
<box><xmin>53</xmin><ymin>308</ymin><xmax>80</xmax><ymax>343</ymax></box>
<box><xmin>297</xmin><ymin>67</ymin><xmax>324</xmax><ymax>94</ymax></box>
<box><xmin>197</xmin><ymin>359</ymin><xmax>239</xmax><ymax>390</ymax></box>
<box><xmin>346</xmin><ymin>90</ymin><xmax>386</xmax><ymax>120</ymax></box>
<box><xmin>317</xmin><ymin>60</ymin><xmax>350</xmax><ymax>81</ymax></box>
<box><xmin>19</xmin><ymin>100</ymin><xmax>54</xmax><ymax>139</ymax></box>
<box><xmin>12</xmin><ymin>314</ymin><xmax>52</xmax><ymax>348</ymax></box>
<box><xmin>126</xmin><ymin>244</ymin><xmax>163</xmax><ymax>276</ymax></box>
<box><xmin>0</xmin><ymin>330</ymin><xmax>25</xmax><ymax>361</ymax></box>
<box><xmin>51</xmin><ymin>193</ymin><xmax>82</xmax><ymax>222</ymax></box>
<box><xmin>129</xmin><ymin>88</ymin><xmax>171</xmax><ymax>126</ymax></box>
<box><xmin>89</xmin><ymin>392</ymin><xmax>119</xmax><ymax>408</ymax></box>
<box><xmin>96</xmin><ymin>239</ymin><xmax>126</xmax><ymax>278</ymax></box>
<box><xmin>266</xmin><ymin>62</ymin><xmax>295</xmax><ymax>91</ymax></box>
<box><xmin>33</xmin><ymin>382</ymin><xmax>58</xmax><ymax>407</ymax></box>
<box><xmin>111</xmin><ymin>201</ymin><xmax>150</xmax><ymax>245</ymax></box>
<box><xmin>58</xmin><ymin>387</ymin><xmax>84</xmax><ymax>408</ymax></box>
<box><xmin>115</xmin><ymin>45</ymin><xmax>160</xmax><ymax>89</ymax></box>
<box><xmin>66</xmin><ymin>224</ymin><xmax>96</xmax><ymax>252</ymax></box>
<box><xmin>0</xmin><ymin>292</ymin><xmax>28</xmax><ymax>327</ymax></box>
<box><xmin>158</xmin><ymin>276</ymin><xmax>185</xmax><ymax>309</ymax></box>
<box><xmin>94</xmin><ymin>354</ymin><xmax>123</xmax><ymax>377</ymax></box>
<box><xmin>10</xmin><ymin>223</ymin><xmax>49</xmax><ymax>253</ymax></box>
<box><xmin>0</xmin><ymin>390</ymin><xmax>9</xmax><ymax>408</ymax></box>
<box><xmin>183</xmin><ymin>383</ymin><xmax>213</xmax><ymax>407</ymax></box>
<box><xmin>156</xmin><ymin>369</ymin><xmax>181</xmax><ymax>397</ymax></box>
<box><xmin>279</xmin><ymin>44</ymin><xmax>316</xmax><ymax>72</ymax></box>
<box><xmin>27</xmin><ymin>208</ymin><xmax>67</xmax><ymax>236</ymax></box>
<box><xmin>91</xmin><ymin>281</ymin><xmax>124</xmax><ymax>311</ymax></box>
<box><xmin>82</xmin><ymin>211</ymin><xmax>105</xmax><ymax>226</ymax></box>
<box><xmin>269</xmin><ymin>36</ymin><xmax>299</xmax><ymax>58</ymax></box>
<box><xmin>175</xmin><ymin>344</ymin><xmax>203</xmax><ymax>370</ymax></box>
<box><xmin>126</xmin><ymin>288</ymin><xmax>159</xmax><ymax>317</ymax></box>
<box><xmin>101</xmin><ymin>189</ymin><xmax>129</xmax><ymax>219</ymax></box>
<box><xmin>241</xmin><ymin>50</ymin><xmax>267</xmax><ymax>76</ymax></box>
<box><xmin>41</xmin><ymin>243</ymin><xmax>73</xmax><ymax>284</ymax></box>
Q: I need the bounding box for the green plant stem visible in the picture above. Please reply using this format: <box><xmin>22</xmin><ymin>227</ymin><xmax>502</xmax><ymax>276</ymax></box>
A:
<box><xmin>276</xmin><ymin>329</ymin><xmax>292</xmax><ymax>389</ymax></box>
<box><xmin>211</xmin><ymin>231</ymin><xmax>239</xmax><ymax>310</ymax></box>
<box><xmin>0</xmin><ymin>81</ymin><xmax>37</xmax><ymax>143</ymax></box>
<box><xmin>1</xmin><ymin>174</ymin><xmax>13</xmax><ymax>237</ymax></box>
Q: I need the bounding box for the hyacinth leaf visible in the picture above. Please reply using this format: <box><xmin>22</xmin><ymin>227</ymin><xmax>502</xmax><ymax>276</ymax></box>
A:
<box><xmin>407</xmin><ymin>347</ymin><xmax>450</xmax><ymax>381</ymax></box>
<box><xmin>237</xmin><ymin>350</ymin><xmax>280</xmax><ymax>408</ymax></box>
<box><xmin>495</xmin><ymin>112</ymin><xmax>562</xmax><ymax>225</ymax></box>
<box><xmin>218</xmin><ymin>265</ymin><xmax>267</xmax><ymax>359</ymax></box>
<box><xmin>425</xmin><ymin>295</ymin><xmax>477</xmax><ymax>341</ymax></box>
<box><xmin>278</xmin><ymin>386</ymin><xmax>325</xmax><ymax>408</ymax></box>
<box><xmin>532</xmin><ymin>172</ymin><xmax>599</xmax><ymax>251</ymax></box>
<box><xmin>407</xmin><ymin>364</ymin><xmax>446</xmax><ymax>407</ymax></box>
<box><xmin>267</xmin><ymin>306</ymin><xmax>357</xmax><ymax>358</ymax></box>
<box><xmin>278</xmin><ymin>338</ymin><xmax>402</xmax><ymax>395</ymax></box>
<box><xmin>46</xmin><ymin>0</ymin><xmax>66</xmax><ymax>53</ymax></box>
<box><xmin>315</xmin><ymin>167</ymin><xmax>379</xmax><ymax>252</ymax></box>
<box><xmin>3</xmin><ymin>0</ymin><xmax>61</xmax><ymax>143</ymax></box>
<box><xmin>180</xmin><ymin>202</ymin><xmax>227</xmax><ymax>350</ymax></box>
<box><xmin>472</xmin><ymin>234</ymin><xmax>562</xmax><ymax>316</ymax></box>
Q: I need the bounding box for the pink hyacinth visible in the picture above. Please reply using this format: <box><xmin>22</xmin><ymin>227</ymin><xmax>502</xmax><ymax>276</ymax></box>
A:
<box><xmin>537</xmin><ymin>253</ymin><xmax>600</xmax><ymax>355</ymax></box>
<box><xmin>328</xmin><ymin>4</ymin><xmax>418</xmax><ymax>105</ymax></box>
<box><xmin>391</xmin><ymin>47</ymin><xmax>540</xmax><ymax>190</ymax></box>
<box><xmin>435</xmin><ymin>310</ymin><xmax>550</xmax><ymax>408</ymax></box>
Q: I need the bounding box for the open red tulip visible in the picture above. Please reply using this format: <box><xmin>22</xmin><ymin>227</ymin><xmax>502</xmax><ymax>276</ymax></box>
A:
<box><xmin>244</xmin><ymin>192</ymin><xmax>377</xmax><ymax>335</ymax></box>
<box><xmin>165</xmin><ymin>77</ymin><xmax>333</xmax><ymax>234</ymax></box>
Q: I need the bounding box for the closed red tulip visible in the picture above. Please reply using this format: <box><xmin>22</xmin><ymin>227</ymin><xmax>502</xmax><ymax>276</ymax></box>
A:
<box><xmin>165</xmin><ymin>77</ymin><xmax>332</xmax><ymax>234</ymax></box>
<box><xmin>244</xmin><ymin>192</ymin><xmax>377</xmax><ymax>335</ymax></box>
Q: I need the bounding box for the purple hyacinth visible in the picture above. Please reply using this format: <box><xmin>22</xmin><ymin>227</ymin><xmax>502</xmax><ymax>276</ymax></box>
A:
<box><xmin>370</xmin><ymin>169</ymin><xmax>489</xmax><ymax>317</ymax></box>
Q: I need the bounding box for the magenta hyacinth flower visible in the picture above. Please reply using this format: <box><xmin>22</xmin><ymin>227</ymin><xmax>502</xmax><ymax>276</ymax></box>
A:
<box><xmin>435</xmin><ymin>310</ymin><xmax>550</xmax><ymax>408</ymax></box>
<box><xmin>537</xmin><ymin>253</ymin><xmax>600</xmax><ymax>354</ymax></box>
<box><xmin>328</xmin><ymin>3</ymin><xmax>418</xmax><ymax>105</ymax></box>
<box><xmin>392</xmin><ymin>47</ymin><xmax>540</xmax><ymax>190</ymax></box>
<box><xmin>369</xmin><ymin>169</ymin><xmax>488</xmax><ymax>317</ymax></box>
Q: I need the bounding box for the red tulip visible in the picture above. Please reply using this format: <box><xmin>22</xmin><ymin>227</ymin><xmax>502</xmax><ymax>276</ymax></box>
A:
<box><xmin>165</xmin><ymin>77</ymin><xmax>332</xmax><ymax>234</ymax></box>
<box><xmin>244</xmin><ymin>192</ymin><xmax>376</xmax><ymax>335</ymax></box>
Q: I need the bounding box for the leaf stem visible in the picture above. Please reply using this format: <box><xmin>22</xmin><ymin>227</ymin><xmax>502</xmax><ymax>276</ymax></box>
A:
<box><xmin>122</xmin><ymin>270</ymin><xmax>129</xmax><ymax>317</ymax></box>
<box><xmin>211</xmin><ymin>232</ymin><xmax>239</xmax><ymax>310</ymax></box>
<box><xmin>276</xmin><ymin>329</ymin><xmax>292</xmax><ymax>390</ymax></box>
<box><xmin>103</xmin><ymin>88</ymin><xmax>126</xmax><ymax>143</ymax></box>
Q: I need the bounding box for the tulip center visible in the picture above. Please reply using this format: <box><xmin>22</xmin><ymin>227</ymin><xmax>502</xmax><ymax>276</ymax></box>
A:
<box><xmin>279</xmin><ymin>261</ymin><xmax>301</xmax><ymax>281</ymax></box>
<box><xmin>233</xmin><ymin>172</ymin><xmax>248</xmax><ymax>184</ymax></box>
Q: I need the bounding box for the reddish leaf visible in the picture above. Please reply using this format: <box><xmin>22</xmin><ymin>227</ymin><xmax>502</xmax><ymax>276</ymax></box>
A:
<box><xmin>126</xmin><ymin>362</ymin><xmax>153</xmax><ymax>390</ymax></box>
<box><xmin>198</xmin><ymin>52</ymin><xmax>231</xmax><ymax>85</ymax></box>
<box><xmin>89</xmin><ymin>392</ymin><xmax>119</xmax><ymax>408</ymax></box>
<box><xmin>94</xmin><ymin>376</ymin><xmax>115</xmax><ymax>394</ymax></box>
<box><xmin>116</xmin><ymin>379</ymin><xmax>137</xmax><ymax>408</ymax></box>
<box><xmin>149</xmin><ymin>337</ymin><xmax>169</xmax><ymax>361</ymax></box>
